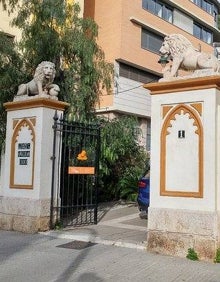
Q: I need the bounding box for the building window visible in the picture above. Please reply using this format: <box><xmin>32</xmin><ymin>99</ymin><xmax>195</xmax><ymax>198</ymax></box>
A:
<box><xmin>193</xmin><ymin>0</ymin><xmax>201</xmax><ymax>5</ymax></box>
<box><xmin>193</xmin><ymin>22</ymin><xmax>213</xmax><ymax>43</ymax></box>
<box><xmin>0</xmin><ymin>31</ymin><xmax>14</xmax><ymax>41</ymax></box>
<box><xmin>192</xmin><ymin>0</ymin><xmax>218</xmax><ymax>17</ymax></box>
<box><xmin>142</xmin><ymin>0</ymin><xmax>173</xmax><ymax>23</ymax></box>
<box><xmin>213</xmin><ymin>9</ymin><xmax>218</xmax><ymax>22</ymax></box>
<box><xmin>202</xmin><ymin>0</ymin><xmax>212</xmax><ymax>14</ymax></box>
<box><xmin>141</xmin><ymin>29</ymin><xmax>164</xmax><ymax>54</ymax></box>
<box><xmin>119</xmin><ymin>63</ymin><xmax>159</xmax><ymax>84</ymax></box>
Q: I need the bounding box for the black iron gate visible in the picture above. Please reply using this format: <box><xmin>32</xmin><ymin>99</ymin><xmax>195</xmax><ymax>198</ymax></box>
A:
<box><xmin>50</xmin><ymin>112</ymin><xmax>100</xmax><ymax>228</ymax></box>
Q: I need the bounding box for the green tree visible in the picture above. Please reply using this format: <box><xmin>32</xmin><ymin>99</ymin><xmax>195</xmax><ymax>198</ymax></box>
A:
<box><xmin>0</xmin><ymin>31</ymin><xmax>24</xmax><ymax>149</ymax></box>
<box><xmin>0</xmin><ymin>0</ymin><xmax>113</xmax><ymax>120</ymax></box>
<box><xmin>0</xmin><ymin>1</ymin><xmax>147</xmax><ymax>201</ymax></box>
<box><xmin>99</xmin><ymin>116</ymin><xmax>148</xmax><ymax>201</ymax></box>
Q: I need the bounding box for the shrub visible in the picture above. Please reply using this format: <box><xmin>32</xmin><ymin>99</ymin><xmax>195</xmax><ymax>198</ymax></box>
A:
<box><xmin>214</xmin><ymin>248</ymin><xmax>220</xmax><ymax>263</ymax></box>
<box><xmin>98</xmin><ymin>116</ymin><xmax>148</xmax><ymax>201</ymax></box>
<box><xmin>186</xmin><ymin>248</ymin><xmax>199</xmax><ymax>261</ymax></box>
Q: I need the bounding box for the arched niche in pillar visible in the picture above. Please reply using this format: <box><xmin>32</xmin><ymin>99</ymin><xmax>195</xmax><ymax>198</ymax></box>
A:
<box><xmin>160</xmin><ymin>103</ymin><xmax>203</xmax><ymax>198</ymax></box>
<box><xmin>10</xmin><ymin>118</ymin><xmax>36</xmax><ymax>189</ymax></box>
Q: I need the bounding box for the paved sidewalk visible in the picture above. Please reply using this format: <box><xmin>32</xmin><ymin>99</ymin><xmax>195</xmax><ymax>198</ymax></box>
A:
<box><xmin>38</xmin><ymin>202</ymin><xmax>220</xmax><ymax>281</ymax></box>
<box><xmin>1</xmin><ymin>228</ymin><xmax>220</xmax><ymax>282</ymax></box>
<box><xmin>43</xmin><ymin>202</ymin><xmax>148</xmax><ymax>250</ymax></box>
<box><xmin>1</xmin><ymin>203</ymin><xmax>220</xmax><ymax>281</ymax></box>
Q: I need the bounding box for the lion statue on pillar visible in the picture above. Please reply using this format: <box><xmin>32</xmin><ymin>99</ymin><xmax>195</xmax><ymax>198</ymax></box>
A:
<box><xmin>159</xmin><ymin>34</ymin><xmax>220</xmax><ymax>81</ymax></box>
<box><xmin>16</xmin><ymin>61</ymin><xmax>60</xmax><ymax>99</ymax></box>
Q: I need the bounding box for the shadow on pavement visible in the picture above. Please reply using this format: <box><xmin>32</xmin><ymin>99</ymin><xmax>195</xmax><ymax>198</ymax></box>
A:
<box><xmin>53</xmin><ymin>228</ymin><xmax>99</xmax><ymax>282</ymax></box>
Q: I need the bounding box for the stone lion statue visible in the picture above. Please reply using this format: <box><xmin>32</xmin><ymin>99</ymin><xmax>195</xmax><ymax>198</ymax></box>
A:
<box><xmin>159</xmin><ymin>34</ymin><xmax>220</xmax><ymax>80</ymax></box>
<box><xmin>17</xmin><ymin>61</ymin><xmax>60</xmax><ymax>98</ymax></box>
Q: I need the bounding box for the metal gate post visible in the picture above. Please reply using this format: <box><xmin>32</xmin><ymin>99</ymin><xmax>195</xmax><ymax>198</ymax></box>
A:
<box><xmin>50</xmin><ymin>111</ymin><xmax>59</xmax><ymax>229</ymax></box>
<box><xmin>94</xmin><ymin>125</ymin><xmax>101</xmax><ymax>224</ymax></box>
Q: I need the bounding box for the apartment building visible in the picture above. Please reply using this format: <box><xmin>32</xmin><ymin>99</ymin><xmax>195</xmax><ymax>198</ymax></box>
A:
<box><xmin>1</xmin><ymin>1</ymin><xmax>220</xmax><ymax>150</ymax></box>
<box><xmin>84</xmin><ymin>0</ymin><xmax>220</xmax><ymax>150</ymax></box>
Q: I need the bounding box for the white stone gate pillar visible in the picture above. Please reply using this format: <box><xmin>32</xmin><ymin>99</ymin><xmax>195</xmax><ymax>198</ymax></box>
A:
<box><xmin>145</xmin><ymin>76</ymin><xmax>220</xmax><ymax>261</ymax></box>
<box><xmin>0</xmin><ymin>98</ymin><xmax>68</xmax><ymax>233</ymax></box>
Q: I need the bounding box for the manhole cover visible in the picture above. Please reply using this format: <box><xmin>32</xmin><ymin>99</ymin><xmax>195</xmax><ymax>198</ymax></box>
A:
<box><xmin>57</xmin><ymin>240</ymin><xmax>97</xmax><ymax>250</ymax></box>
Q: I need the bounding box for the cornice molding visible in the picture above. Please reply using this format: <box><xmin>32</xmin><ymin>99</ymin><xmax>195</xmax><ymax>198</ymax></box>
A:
<box><xmin>144</xmin><ymin>75</ymin><xmax>220</xmax><ymax>95</ymax></box>
<box><xmin>4</xmin><ymin>98</ymin><xmax>69</xmax><ymax>111</ymax></box>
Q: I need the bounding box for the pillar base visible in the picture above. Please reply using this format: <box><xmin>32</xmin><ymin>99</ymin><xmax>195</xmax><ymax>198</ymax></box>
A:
<box><xmin>0</xmin><ymin>197</ymin><xmax>50</xmax><ymax>233</ymax></box>
<box><xmin>147</xmin><ymin>207</ymin><xmax>220</xmax><ymax>261</ymax></box>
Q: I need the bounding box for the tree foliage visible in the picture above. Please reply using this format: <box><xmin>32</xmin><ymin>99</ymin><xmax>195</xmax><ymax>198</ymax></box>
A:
<box><xmin>99</xmin><ymin>116</ymin><xmax>148</xmax><ymax>201</ymax></box>
<box><xmin>0</xmin><ymin>0</ymin><xmax>113</xmax><ymax>120</ymax></box>
<box><xmin>0</xmin><ymin>31</ymin><xmax>24</xmax><ymax>149</ymax></box>
<box><xmin>0</xmin><ymin>1</ymin><xmax>147</xmax><ymax>201</ymax></box>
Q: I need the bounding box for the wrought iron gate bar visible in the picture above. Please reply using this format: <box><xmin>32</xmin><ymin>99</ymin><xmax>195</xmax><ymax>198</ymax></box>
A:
<box><xmin>50</xmin><ymin>112</ymin><xmax>100</xmax><ymax>228</ymax></box>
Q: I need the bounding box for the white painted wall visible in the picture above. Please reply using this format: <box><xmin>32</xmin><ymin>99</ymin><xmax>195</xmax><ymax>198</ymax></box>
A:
<box><xmin>114</xmin><ymin>76</ymin><xmax>151</xmax><ymax>118</ymax></box>
<box><xmin>166</xmin><ymin>111</ymin><xmax>199</xmax><ymax>191</ymax></box>
<box><xmin>3</xmin><ymin>105</ymin><xmax>63</xmax><ymax>200</ymax></box>
<box><xmin>150</xmin><ymin>88</ymin><xmax>218</xmax><ymax>212</ymax></box>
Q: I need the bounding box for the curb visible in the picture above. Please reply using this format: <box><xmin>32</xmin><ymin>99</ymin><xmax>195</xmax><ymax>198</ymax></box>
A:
<box><xmin>40</xmin><ymin>231</ymin><xmax>147</xmax><ymax>251</ymax></box>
